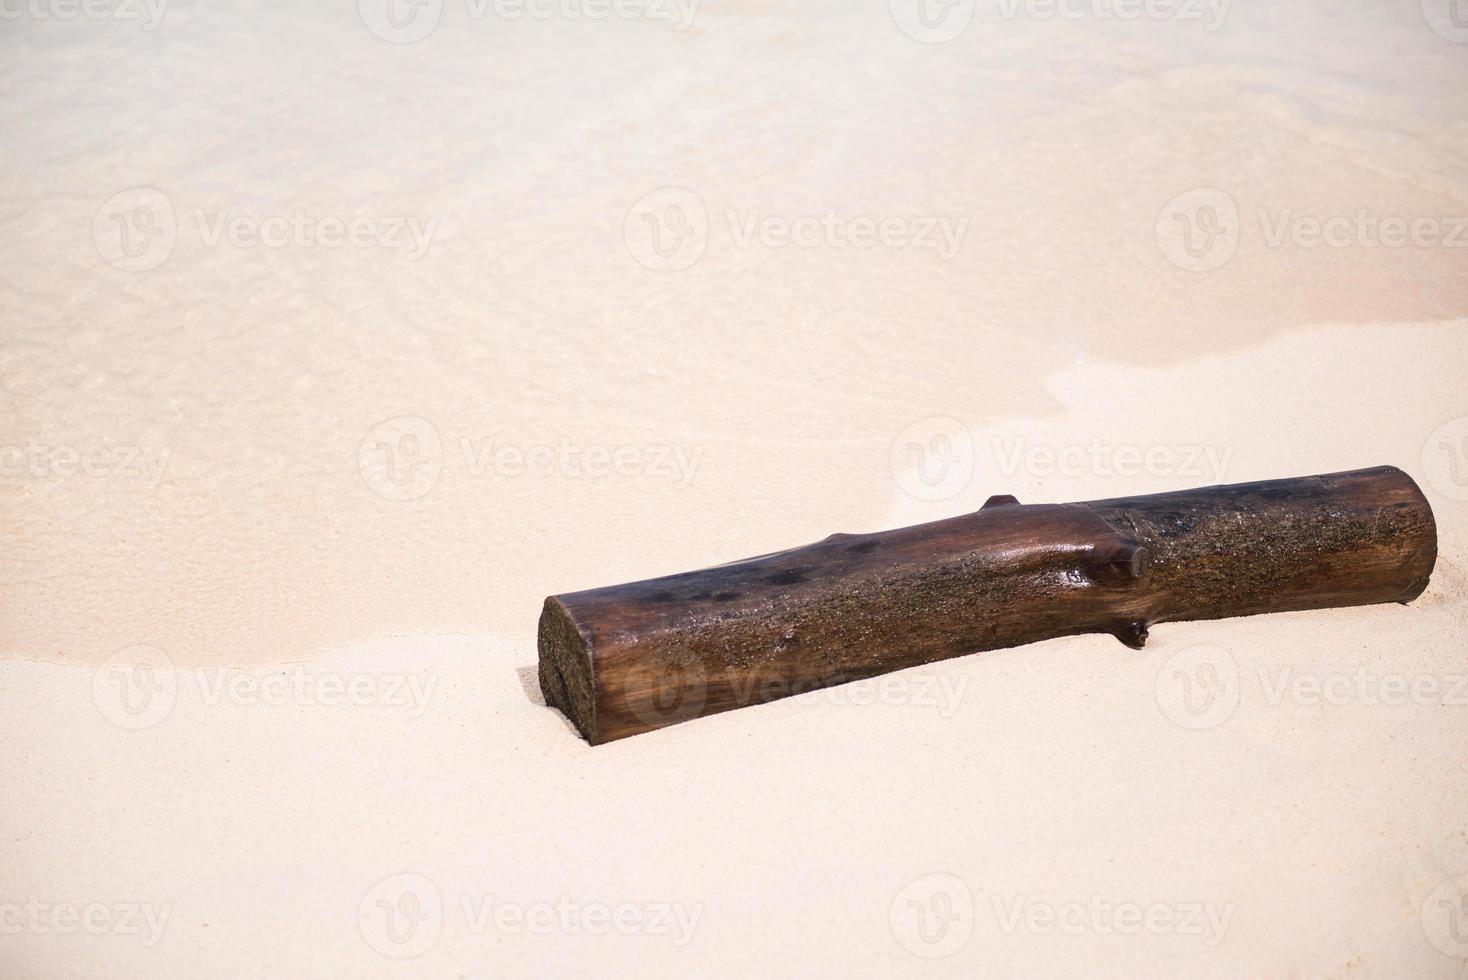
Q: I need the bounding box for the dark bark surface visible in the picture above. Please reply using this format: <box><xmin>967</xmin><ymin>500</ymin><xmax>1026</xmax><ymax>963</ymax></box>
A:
<box><xmin>539</xmin><ymin>466</ymin><xmax>1437</xmax><ymax>744</ymax></box>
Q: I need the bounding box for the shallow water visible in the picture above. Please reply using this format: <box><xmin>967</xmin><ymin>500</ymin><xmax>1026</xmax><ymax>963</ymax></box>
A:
<box><xmin>1</xmin><ymin>1</ymin><xmax>1465</xmax><ymax>670</ymax></box>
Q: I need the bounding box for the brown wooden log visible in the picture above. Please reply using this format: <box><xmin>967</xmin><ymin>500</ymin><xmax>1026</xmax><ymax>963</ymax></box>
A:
<box><xmin>538</xmin><ymin>466</ymin><xmax>1437</xmax><ymax>744</ymax></box>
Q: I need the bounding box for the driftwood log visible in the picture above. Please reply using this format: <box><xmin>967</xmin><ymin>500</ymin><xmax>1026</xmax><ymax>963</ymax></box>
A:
<box><xmin>539</xmin><ymin>466</ymin><xmax>1437</xmax><ymax>744</ymax></box>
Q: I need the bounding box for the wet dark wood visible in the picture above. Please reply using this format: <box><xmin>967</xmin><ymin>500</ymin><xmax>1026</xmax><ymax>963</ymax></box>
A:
<box><xmin>539</xmin><ymin>466</ymin><xmax>1437</xmax><ymax>744</ymax></box>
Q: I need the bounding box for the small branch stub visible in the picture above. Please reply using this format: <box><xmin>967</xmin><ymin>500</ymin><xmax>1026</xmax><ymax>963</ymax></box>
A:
<box><xmin>539</xmin><ymin>466</ymin><xmax>1437</xmax><ymax>744</ymax></box>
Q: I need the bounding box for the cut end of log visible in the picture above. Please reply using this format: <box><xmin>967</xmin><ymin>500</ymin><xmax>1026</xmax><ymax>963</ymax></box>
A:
<box><xmin>537</xmin><ymin>597</ymin><xmax>598</xmax><ymax>743</ymax></box>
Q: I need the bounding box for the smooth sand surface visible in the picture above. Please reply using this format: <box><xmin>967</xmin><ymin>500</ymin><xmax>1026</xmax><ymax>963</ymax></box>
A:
<box><xmin>2</xmin><ymin>2</ymin><xmax>1467</xmax><ymax>977</ymax></box>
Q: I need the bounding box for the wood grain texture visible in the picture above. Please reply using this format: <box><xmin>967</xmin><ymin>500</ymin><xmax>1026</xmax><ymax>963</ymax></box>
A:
<box><xmin>539</xmin><ymin>467</ymin><xmax>1437</xmax><ymax>744</ymax></box>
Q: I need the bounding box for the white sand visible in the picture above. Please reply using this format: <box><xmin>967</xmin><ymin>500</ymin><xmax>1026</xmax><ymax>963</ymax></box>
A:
<box><xmin>2</xmin><ymin>1</ymin><xmax>1467</xmax><ymax>977</ymax></box>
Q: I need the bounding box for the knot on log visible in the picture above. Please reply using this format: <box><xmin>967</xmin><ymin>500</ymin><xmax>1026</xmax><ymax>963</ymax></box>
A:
<box><xmin>1084</xmin><ymin>537</ymin><xmax>1152</xmax><ymax>586</ymax></box>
